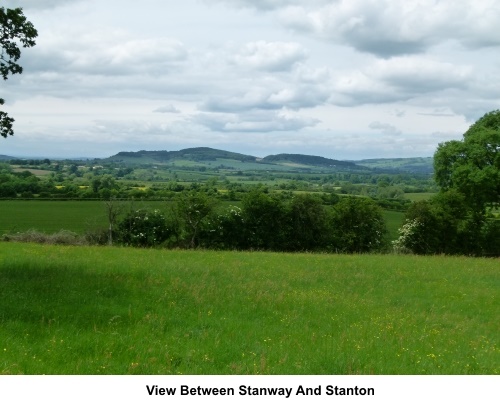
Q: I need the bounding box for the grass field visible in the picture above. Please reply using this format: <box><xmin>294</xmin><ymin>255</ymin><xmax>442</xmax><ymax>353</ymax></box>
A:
<box><xmin>0</xmin><ymin>243</ymin><xmax>498</xmax><ymax>375</ymax></box>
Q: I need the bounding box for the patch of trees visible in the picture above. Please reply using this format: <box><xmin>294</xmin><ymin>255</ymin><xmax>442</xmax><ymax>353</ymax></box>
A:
<box><xmin>394</xmin><ymin>110</ymin><xmax>500</xmax><ymax>256</ymax></box>
<box><xmin>110</xmin><ymin>190</ymin><xmax>388</xmax><ymax>253</ymax></box>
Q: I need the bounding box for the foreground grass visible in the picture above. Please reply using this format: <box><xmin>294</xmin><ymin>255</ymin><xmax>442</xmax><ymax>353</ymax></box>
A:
<box><xmin>0</xmin><ymin>243</ymin><xmax>498</xmax><ymax>375</ymax></box>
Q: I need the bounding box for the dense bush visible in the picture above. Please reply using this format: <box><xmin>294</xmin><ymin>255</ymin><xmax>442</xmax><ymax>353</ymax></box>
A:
<box><xmin>116</xmin><ymin>209</ymin><xmax>170</xmax><ymax>247</ymax></box>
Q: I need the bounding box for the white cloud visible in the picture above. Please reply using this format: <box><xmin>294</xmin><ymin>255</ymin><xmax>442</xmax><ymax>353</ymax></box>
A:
<box><xmin>193</xmin><ymin>109</ymin><xmax>320</xmax><ymax>133</ymax></box>
<box><xmin>232</xmin><ymin>41</ymin><xmax>308</xmax><ymax>71</ymax></box>
<box><xmin>153</xmin><ymin>105</ymin><xmax>181</xmax><ymax>114</ymax></box>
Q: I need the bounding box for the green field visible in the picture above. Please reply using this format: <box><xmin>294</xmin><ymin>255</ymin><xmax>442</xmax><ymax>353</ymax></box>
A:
<box><xmin>0</xmin><ymin>243</ymin><xmax>498</xmax><ymax>375</ymax></box>
<box><xmin>0</xmin><ymin>200</ymin><xmax>166</xmax><ymax>235</ymax></box>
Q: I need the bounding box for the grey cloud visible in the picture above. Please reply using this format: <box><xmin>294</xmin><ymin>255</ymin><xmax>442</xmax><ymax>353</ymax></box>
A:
<box><xmin>330</xmin><ymin>57</ymin><xmax>472</xmax><ymax>107</ymax></box>
<box><xmin>369</xmin><ymin>121</ymin><xmax>402</xmax><ymax>136</ymax></box>
<box><xmin>193</xmin><ymin>110</ymin><xmax>320</xmax><ymax>133</ymax></box>
<box><xmin>417</xmin><ymin>111</ymin><xmax>455</xmax><ymax>117</ymax></box>
<box><xmin>279</xmin><ymin>1</ymin><xmax>500</xmax><ymax>57</ymax></box>
<box><xmin>3</xmin><ymin>0</ymin><xmax>83</xmax><ymax>9</ymax></box>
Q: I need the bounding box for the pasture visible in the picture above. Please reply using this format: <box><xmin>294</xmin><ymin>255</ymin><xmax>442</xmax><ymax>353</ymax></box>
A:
<box><xmin>0</xmin><ymin>243</ymin><xmax>498</xmax><ymax>374</ymax></box>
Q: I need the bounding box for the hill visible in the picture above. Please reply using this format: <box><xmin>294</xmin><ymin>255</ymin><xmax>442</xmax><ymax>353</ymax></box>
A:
<box><xmin>261</xmin><ymin>153</ymin><xmax>359</xmax><ymax>169</ymax></box>
<box><xmin>0</xmin><ymin>154</ymin><xmax>16</xmax><ymax>161</ymax></box>
<box><xmin>108</xmin><ymin>147</ymin><xmax>364</xmax><ymax>170</ymax></box>
<box><xmin>355</xmin><ymin>157</ymin><xmax>434</xmax><ymax>174</ymax></box>
<box><xmin>109</xmin><ymin>147</ymin><xmax>256</xmax><ymax>163</ymax></box>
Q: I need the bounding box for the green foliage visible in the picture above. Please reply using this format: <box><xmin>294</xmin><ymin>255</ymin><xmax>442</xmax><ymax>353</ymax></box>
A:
<box><xmin>394</xmin><ymin>190</ymin><xmax>500</xmax><ymax>256</ymax></box>
<box><xmin>117</xmin><ymin>209</ymin><xmax>170</xmax><ymax>247</ymax></box>
<box><xmin>174</xmin><ymin>191</ymin><xmax>217</xmax><ymax>248</ymax></box>
<box><xmin>240</xmin><ymin>189</ymin><xmax>288</xmax><ymax>250</ymax></box>
<box><xmin>285</xmin><ymin>194</ymin><xmax>330</xmax><ymax>251</ymax></box>
<box><xmin>0</xmin><ymin>7</ymin><xmax>38</xmax><ymax>138</ymax></box>
<box><xmin>434</xmin><ymin>110</ymin><xmax>500</xmax><ymax>212</ymax></box>
<box><xmin>329</xmin><ymin>197</ymin><xmax>387</xmax><ymax>253</ymax></box>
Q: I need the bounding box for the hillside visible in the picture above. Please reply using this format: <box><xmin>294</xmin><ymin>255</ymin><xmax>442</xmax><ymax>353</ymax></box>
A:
<box><xmin>261</xmin><ymin>153</ymin><xmax>359</xmax><ymax>168</ymax></box>
<box><xmin>109</xmin><ymin>147</ymin><xmax>256</xmax><ymax>163</ymax></box>
<box><xmin>355</xmin><ymin>157</ymin><xmax>434</xmax><ymax>173</ymax></box>
<box><xmin>108</xmin><ymin>147</ymin><xmax>364</xmax><ymax>170</ymax></box>
<box><xmin>0</xmin><ymin>154</ymin><xmax>16</xmax><ymax>161</ymax></box>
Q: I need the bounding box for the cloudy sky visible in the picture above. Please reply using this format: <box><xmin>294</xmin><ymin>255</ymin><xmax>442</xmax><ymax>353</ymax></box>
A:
<box><xmin>2</xmin><ymin>0</ymin><xmax>499</xmax><ymax>159</ymax></box>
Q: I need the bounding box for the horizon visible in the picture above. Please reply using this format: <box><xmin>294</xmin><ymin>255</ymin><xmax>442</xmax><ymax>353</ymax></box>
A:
<box><xmin>3</xmin><ymin>1</ymin><xmax>498</xmax><ymax>159</ymax></box>
<box><xmin>1</xmin><ymin>145</ymin><xmax>434</xmax><ymax>162</ymax></box>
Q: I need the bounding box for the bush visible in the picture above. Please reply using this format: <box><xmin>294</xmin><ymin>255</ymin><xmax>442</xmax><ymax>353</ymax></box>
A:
<box><xmin>117</xmin><ymin>209</ymin><xmax>170</xmax><ymax>247</ymax></box>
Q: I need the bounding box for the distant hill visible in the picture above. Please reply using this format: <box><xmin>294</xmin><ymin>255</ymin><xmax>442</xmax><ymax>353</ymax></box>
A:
<box><xmin>0</xmin><ymin>154</ymin><xmax>16</xmax><ymax>161</ymax></box>
<box><xmin>107</xmin><ymin>147</ymin><xmax>432</xmax><ymax>174</ymax></box>
<box><xmin>109</xmin><ymin>147</ymin><xmax>257</xmax><ymax>163</ymax></box>
<box><xmin>355</xmin><ymin>157</ymin><xmax>434</xmax><ymax>174</ymax></box>
<box><xmin>261</xmin><ymin>153</ymin><xmax>359</xmax><ymax>169</ymax></box>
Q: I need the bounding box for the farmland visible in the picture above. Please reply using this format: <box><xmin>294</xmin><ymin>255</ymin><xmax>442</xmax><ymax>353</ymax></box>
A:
<box><xmin>0</xmin><ymin>243</ymin><xmax>498</xmax><ymax>375</ymax></box>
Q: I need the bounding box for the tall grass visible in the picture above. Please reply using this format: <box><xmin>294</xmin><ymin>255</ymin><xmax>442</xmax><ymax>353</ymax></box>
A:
<box><xmin>0</xmin><ymin>243</ymin><xmax>498</xmax><ymax>374</ymax></box>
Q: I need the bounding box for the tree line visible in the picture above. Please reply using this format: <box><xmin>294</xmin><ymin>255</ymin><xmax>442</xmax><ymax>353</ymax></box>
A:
<box><xmin>103</xmin><ymin>190</ymin><xmax>387</xmax><ymax>254</ymax></box>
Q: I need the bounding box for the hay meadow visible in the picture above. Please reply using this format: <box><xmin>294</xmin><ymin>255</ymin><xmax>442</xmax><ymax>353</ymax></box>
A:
<box><xmin>0</xmin><ymin>243</ymin><xmax>498</xmax><ymax>375</ymax></box>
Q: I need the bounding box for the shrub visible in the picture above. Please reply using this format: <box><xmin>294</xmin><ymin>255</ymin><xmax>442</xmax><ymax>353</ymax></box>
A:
<box><xmin>117</xmin><ymin>209</ymin><xmax>170</xmax><ymax>247</ymax></box>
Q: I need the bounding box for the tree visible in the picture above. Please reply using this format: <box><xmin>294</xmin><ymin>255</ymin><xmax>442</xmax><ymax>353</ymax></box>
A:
<box><xmin>285</xmin><ymin>194</ymin><xmax>329</xmax><ymax>251</ymax></box>
<box><xmin>433</xmin><ymin>110</ymin><xmax>500</xmax><ymax>255</ymax></box>
<box><xmin>329</xmin><ymin>197</ymin><xmax>387</xmax><ymax>253</ymax></box>
<box><xmin>175</xmin><ymin>191</ymin><xmax>217</xmax><ymax>248</ymax></box>
<box><xmin>1</xmin><ymin>7</ymin><xmax>38</xmax><ymax>138</ymax></box>
<box><xmin>241</xmin><ymin>189</ymin><xmax>288</xmax><ymax>250</ymax></box>
<box><xmin>434</xmin><ymin>110</ymin><xmax>500</xmax><ymax>214</ymax></box>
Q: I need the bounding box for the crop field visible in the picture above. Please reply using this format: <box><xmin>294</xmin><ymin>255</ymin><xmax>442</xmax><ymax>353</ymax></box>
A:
<box><xmin>0</xmin><ymin>200</ymin><xmax>166</xmax><ymax>235</ymax></box>
<box><xmin>0</xmin><ymin>243</ymin><xmax>498</xmax><ymax>375</ymax></box>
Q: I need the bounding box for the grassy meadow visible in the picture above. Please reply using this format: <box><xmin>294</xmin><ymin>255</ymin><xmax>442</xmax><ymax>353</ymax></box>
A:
<box><xmin>0</xmin><ymin>243</ymin><xmax>498</xmax><ymax>375</ymax></box>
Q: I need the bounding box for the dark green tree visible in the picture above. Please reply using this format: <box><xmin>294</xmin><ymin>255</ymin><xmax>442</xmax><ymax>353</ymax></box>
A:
<box><xmin>329</xmin><ymin>197</ymin><xmax>387</xmax><ymax>253</ymax></box>
<box><xmin>433</xmin><ymin>110</ymin><xmax>500</xmax><ymax>255</ymax></box>
<box><xmin>1</xmin><ymin>7</ymin><xmax>38</xmax><ymax>138</ymax></box>
<box><xmin>241</xmin><ymin>189</ymin><xmax>288</xmax><ymax>250</ymax></box>
<box><xmin>285</xmin><ymin>194</ymin><xmax>329</xmax><ymax>251</ymax></box>
<box><xmin>434</xmin><ymin>110</ymin><xmax>500</xmax><ymax>214</ymax></box>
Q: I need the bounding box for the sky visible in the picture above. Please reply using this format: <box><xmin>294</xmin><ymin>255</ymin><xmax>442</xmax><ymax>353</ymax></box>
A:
<box><xmin>1</xmin><ymin>0</ymin><xmax>500</xmax><ymax>159</ymax></box>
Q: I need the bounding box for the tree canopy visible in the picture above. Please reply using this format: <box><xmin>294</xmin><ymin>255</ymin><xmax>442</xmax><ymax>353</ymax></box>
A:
<box><xmin>434</xmin><ymin>110</ymin><xmax>500</xmax><ymax>212</ymax></box>
<box><xmin>396</xmin><ymin>110</ymin><xmax>500</xmax><ymax>256</ymax></box>
<box><xmin>1</xmin><ymin>7</ymin><xmax>38</xmax><ymax>138</ymax></box>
